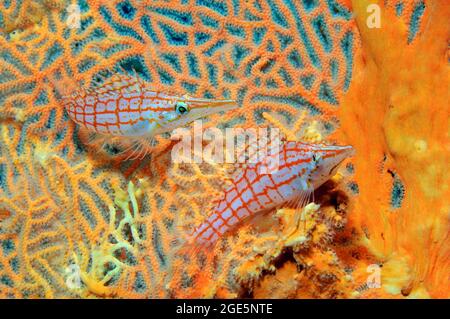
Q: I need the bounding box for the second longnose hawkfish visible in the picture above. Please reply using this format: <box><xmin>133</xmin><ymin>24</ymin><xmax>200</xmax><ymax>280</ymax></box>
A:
<box><xmin>190</xmin><ymin>141</ymin><xmax>354</xmax><ymax>246</ymax></box>
<box><xmin>59</xmin><ymin>72</ymin><xmax>238</xmax><ymax>157</ymax></box>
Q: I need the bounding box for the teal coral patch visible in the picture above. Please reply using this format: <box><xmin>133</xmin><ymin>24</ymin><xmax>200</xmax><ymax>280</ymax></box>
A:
<box><xmin>408</xmin><ymin>1</ymin><xmax>426</xmax><ymax>43</ymax></box>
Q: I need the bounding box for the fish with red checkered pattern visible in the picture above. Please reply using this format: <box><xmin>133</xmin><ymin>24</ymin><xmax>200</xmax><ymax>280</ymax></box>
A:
<box><xmin>191</xmin><ymin>141</ymin><xmax>354</xmax><ymax>245</ymax></box>
<box><xmin>62</xmin><ymin>73</ymin><xmax>237</xmax><ymax>137</ymax></box>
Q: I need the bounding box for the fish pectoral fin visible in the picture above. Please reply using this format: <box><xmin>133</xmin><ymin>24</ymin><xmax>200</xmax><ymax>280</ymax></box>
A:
<box><xmin>278</xmin><ymin>188</ymin><xmax>314</xmax><ymax>211</ymax></box>
<box><xmin>275</xmin><ymin>189</ymin><xmax>314</xmax><ymax>238</ymax></box>
<box><xmin>246</xmin><ymin>207</ymin><xmax>278</xmax><ymax>232</ymax></box>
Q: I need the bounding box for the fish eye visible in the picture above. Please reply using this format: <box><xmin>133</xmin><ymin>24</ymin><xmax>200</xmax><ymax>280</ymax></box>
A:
<box><xmin>312</xmin><ymin>154</ymin><xmax>318</xmax><ymax>162</ymax></box>
<box><xmin>175</xmin><ymin>102</ymin><xmax>189</xmax><ymax>115</ymax></box>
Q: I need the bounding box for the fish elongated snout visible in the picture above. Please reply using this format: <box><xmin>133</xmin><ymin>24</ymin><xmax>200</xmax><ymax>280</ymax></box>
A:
<box><xmin>309</xmin><ymin>144</ymin><xmax>355</xmax><ymax>188</ymax></box>
<box><xmin>339</xmin><ymin>145</ymin><xmax>355</xmax><ymax>158</ymax></box>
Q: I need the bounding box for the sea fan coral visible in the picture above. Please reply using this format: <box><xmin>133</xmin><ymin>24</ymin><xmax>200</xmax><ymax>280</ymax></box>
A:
<box><xmin>0</xmin><ymin>0</ymin><xmax>448</xmax><ymax>299</ymax></box>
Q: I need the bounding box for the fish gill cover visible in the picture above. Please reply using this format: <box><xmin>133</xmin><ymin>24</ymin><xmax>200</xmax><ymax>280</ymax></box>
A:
<box><xmin>0</xmin><ymin>0</ymin><xmax>448</xmax><ymax>298</ymax></box>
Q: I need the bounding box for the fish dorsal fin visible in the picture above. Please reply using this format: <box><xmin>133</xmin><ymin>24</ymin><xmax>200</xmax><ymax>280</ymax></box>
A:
<box><xmin>223</xmin><ymin>127</ymin><xmax>285</xmax><ymax>177</ymax></box>
<box><xmin>92</xmin><ymin>72</ymin><xmax>143</xmax><ymax>96</ymax></box>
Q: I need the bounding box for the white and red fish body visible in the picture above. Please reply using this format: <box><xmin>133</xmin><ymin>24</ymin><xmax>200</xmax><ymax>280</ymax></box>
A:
<box><xmin>191</xmin><ymin>141</ymin><xmax>354</xmax><ymax>245</ymax></box>
<box><xmin>61</xmin><ymin>73</ymin><xmax>237</xmax><ymax>137</ymax></box>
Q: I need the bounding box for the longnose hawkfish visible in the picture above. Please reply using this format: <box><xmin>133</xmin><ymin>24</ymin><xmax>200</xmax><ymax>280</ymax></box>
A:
<box><xmin>190</xmin><ymin>141</ymin><xmax>354</xmax><ymax>246</ymax></box>
<box><xmin>59</xmin><ymin>72</ymin><xmax>238</xmax><ymax>158</ymax></box>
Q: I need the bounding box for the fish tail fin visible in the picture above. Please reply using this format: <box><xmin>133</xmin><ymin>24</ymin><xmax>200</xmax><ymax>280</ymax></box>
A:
<box><xmin>175</xmin><ymin>218</ymin><xmax>218</xmax><ymax>262</ymax></box>
<box><xmin>47</xmin><ymin>69</ymin><xmax>81</xmax><ymax>100</ymax></box>
<box><xmin>175</xmin><ymin>233</ymin><xmax>215</xmax><ymax>269</ymax></box>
